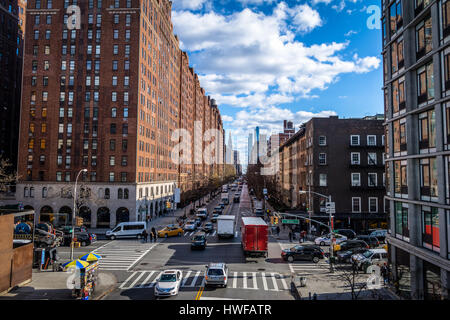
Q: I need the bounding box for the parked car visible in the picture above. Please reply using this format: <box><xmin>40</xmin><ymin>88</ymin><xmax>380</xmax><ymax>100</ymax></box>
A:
<box><xmin>351</xmin><ymin>248</ymin><xmax>388</xmax><ymax>273</ymax></box>
<box><xmin>211</xmin><ymin>214</ymin><xmax>219</xmax><ymax>223</ymax></box>
<box><xmin>281</xmin><ymin>245</ymin><xmax>324</xmax><ymax>263</ymax></box>
<box><xmin>202</xmin><ymin>222</ymin><xmax>214</xmax><ymax>233</ymax></box>
<box><xmin>336</xmin><ymin>247</ymin><xmax>369</xmax><ymax>263</ymax></box>
<box><xmin>369</xmin><ymin>229</ymin><xmax>388</xmax><ymax>243</ymax></box>
<box><xmin>64</xmin><ymin>231</ymin><xmax>92</xmax><ymax>247</ymax></box>
<box><xmin>334</xmin><ymin>229</ymin><xmax>356</xmax><ymax>240</ymax></box>
<box><xmin>191</xmin><ymin>232</ymin><xmax>207</xmax><ymax>250</ymax></box>
<box><xmin>184</xmin><ymin>222</ymin><xmax>197</xmax><ymax>232</ymax></box>
<box><xmin>154</xmin><ymin>270</ymin><xmax>183</xmax><ymax>297</ymax></box>
<box><xmin>356</xmin><ymin>235</ymin><xmax>380</xmax><ymax>248</ymax></box>
<box><xmin>333</xmin><ymin>239</ymin><xmax>369</xmax><ymax>253</ymax></box>
<box><xmin>106</xmin><ymin>222</ymin><xmax>147</xmax><ymax>240</ymax></box>
<box><xmin>157</xmin><ymin>226</ymin><xmax>184</xmax><ymax>238</ymax></box>
<box><xmin>204</xmin><ymin>263</ymin><xmax>228</xmax><ymax>287</ymax></box>
<box><xmin>314</xmin><ymin>233</ymin><xmax>347</xmax><ymax>246</ymax></box>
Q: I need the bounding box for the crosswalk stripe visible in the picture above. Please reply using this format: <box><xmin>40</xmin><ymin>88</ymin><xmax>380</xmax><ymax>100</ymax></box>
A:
<box><xmin>242</xmin><ymin>272</ymin><xmax>247</xmax><ymax>289</ymax></box>
<box><xmin>261</xmin><ymin>272</ymin><xmax>268</xmax><ymax>291</ymax></box>
<box><xmin>232</xmin><ymin>272</ymin><xmax>237</xmax><ymax>288</ymax></box>
<box><xmin>139</xmin><ymin>271</ymin><xmax>155</xmax><ymax>288</ymax></box>
<box><xmin>211</xmin><ymin>231</ymin><xmax>216</xmax><ymax>236</ymax></box>
<box><xmin>251</xmin><ymin>272</ymin><xmax>258</xmax><ymax>290</ymax></box>
<box><xmin>127</xmin><ymin>272</ymin><xmax>146</xmax><ymax>289</ymax></box>
<box><xmin>182</xmin><ymin>271</ymin><xmax>192</xmax><ymax>286</ymax></box>
<box><xmin>279</xmin><ymin>274</ymin><xmax>289</xmax><ymax>290</ymax></box>
<box><xmin>149</xmin><ymin>272</ymin><xmax>162</xmax><ymax>287</ymax></box>
<box><xmin>189</xmin><ymin>271</ymin><xmax>201</xmax><ymax>287</ymax></box>
<box><xmin>270</xmin><ymin>273</ymin><xmax>279</xmax><ymax>291</ymax></box>
<box><xmin>119</xmin><ymin>272</ymin><xmax>138</xmax><ymax>289</ymax></box>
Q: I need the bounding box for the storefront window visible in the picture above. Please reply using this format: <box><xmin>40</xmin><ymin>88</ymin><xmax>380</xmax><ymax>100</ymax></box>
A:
<box><xmin>394</xmin><ymin>247</ymin><xmax>411</xmax><ymax>299</ymax></box>
<box><xmin>395</xmin><ymin>202</ymin><xmax>409</xmax><ymax>241</ymax></box>
<box><xmin>422</xmin><ymin>206</ymin><xmax>440</xmax><ymax>253</ymax></box>
<box><xmin>423</xmin><ymin>260</ymin><xmax>442</xmax><ymax>300</ymax></box>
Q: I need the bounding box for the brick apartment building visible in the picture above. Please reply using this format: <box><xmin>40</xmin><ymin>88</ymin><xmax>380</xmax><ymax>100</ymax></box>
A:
<box><xmin>0</xmin><ymin>0</ymin><xmax>25</xmax><ymax>177</ymax></box>
<box><xmin>14</xmin><ymin>0</ymin><xmax>224</xmax><ymax>228</ymax></box>
<box><xmin>382</xmin><ymin>0</ymin><xmax>450</xmax><ymax>299</ymax></box>
<box><xmin>275</xmin><ymin>115</ymin><xmax>386</xmax><ymax>232</ymax></box>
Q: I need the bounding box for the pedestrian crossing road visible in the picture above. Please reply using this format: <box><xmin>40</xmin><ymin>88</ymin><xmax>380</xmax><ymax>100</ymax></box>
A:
<box><xmin>92</xmin><ymin>240</ymin><xmax>157</xmax><ymax>271</ymax></box>
<box><xmin>119</xmin><ymin>270</ymin><xmax>291</xmax><ymax>292</ymax></box>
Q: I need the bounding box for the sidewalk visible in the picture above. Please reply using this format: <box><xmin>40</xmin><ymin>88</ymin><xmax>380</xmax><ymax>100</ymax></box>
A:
<box><xmin>0</xmin><ymin>269</ymin><xmax>116</xmax><ymax>300</ymax></box>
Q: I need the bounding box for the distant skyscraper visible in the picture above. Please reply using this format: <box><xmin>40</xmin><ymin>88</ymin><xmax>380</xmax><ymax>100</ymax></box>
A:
<box><xmin>248</xmin><ymin>133</ymin><xmax>253</xmax><ymax>164</ymax></box>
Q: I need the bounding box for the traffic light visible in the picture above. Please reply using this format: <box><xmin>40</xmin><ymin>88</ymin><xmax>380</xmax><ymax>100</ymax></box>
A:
<box><xmin>270</xmin><ymin>217</ymin><xmax>274</xmax><ymax>225</ymax></box>
<box><xmin>166</xmin><ymin>201</ymin><xmax>171</xmax><ymax>209</ymax></box>
<box><xmin>305</xmin><ymin>219</ymin><xmax>310</xmax><ymax>224</ymax></box>
<box><xmin>274</xmin><ymin>217</ymin><xmax>279</xmax><ymax>225</ymax></box>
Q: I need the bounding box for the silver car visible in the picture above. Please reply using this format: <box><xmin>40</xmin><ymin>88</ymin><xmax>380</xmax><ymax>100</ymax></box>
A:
<box><xmin>204</xmin><ymin>263</ymin><xmax>228</xmax><ymax>287</ymax></box>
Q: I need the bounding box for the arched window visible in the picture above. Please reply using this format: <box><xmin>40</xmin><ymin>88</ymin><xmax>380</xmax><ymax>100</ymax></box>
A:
<box><xmin>98</xmin><ymin>188</ymin><xmax>103</xmax><ymax>199</ymax></box>
<box><xmin>42</xmin><ymin>187</ymin><xmax>48</xmax><ymax>198</ymax></box>
<box><xmin>24</xmin><ymin>187</ymin><xmax>29</xmax><ymax>198</ymax></box>
<box><xmin>118</xmin><ymin>188</ymin><xmax>123</xmax><ymax>199</ymax></box>
<box><xmin>104</xmin><ymin>188</ymin><xmax>110</xmax><ymax>199</ymax></box>
<box><xmin>124</xmin><ymin>188</ymin><xmax>129</xmax><ymax>199</ymax></box>
<box><xmin>30</xmin><ymin>187</ymin><xmax>35</xmax><ymax>198</ymax></box>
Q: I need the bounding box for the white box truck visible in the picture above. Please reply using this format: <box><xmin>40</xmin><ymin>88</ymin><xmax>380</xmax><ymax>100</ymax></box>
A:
<box><xmin>217</xmin><ymin>215</ymin><xmax>235</xmax><ymax>239</ymax></box>
<box><xmin>221</xmin><ymin>192</ymin><xmax>229</xmax><ymax>205</ymax></box>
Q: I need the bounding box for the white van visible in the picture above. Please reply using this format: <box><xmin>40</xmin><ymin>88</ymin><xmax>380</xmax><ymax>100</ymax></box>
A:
<box><xmin>106</xmin><ymin>222</ymin><xmax>147</xmax><ymax>240</ymax></box>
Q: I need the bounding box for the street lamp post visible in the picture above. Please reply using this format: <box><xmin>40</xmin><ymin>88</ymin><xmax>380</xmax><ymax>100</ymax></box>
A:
<box><xmin>71</xmin><ymin>168</ymin><xmax>88</xmax><ymax>260</ymax></box>
<box><xmin>299</xmin><ymin>190</ymin><xmax>334</xmax><ymax>273</ymax></box>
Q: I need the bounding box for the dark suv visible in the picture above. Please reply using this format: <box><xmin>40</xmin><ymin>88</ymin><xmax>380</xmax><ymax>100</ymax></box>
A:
<box><xmin>334</xmin><ymin>240</ymin><xmax>369</xmax><ymax>253</ymax></box>
<box><xmin>191</xmin><ymin>232</ymin><xmax>207</xmax><ymax>250</ymax></box>
<box><xmin>281</xmin><ymin>245</ymin><xmax>324</xmax><ymax>263</ymax></box>
<box><xmin>334</xmin><ymin>229</ymin><xmax>356</xmax><ymax>240</ymax></box>
<box><xmin>356</xmin><ymin>235</ymin><xmax>380</xmax><ymax>248</ymax></box>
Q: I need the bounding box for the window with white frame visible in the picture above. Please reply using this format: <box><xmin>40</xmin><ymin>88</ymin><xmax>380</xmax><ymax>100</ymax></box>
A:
<box><xmin>351</xmin><ymin>135</ymin><xmax>360</xmax><ymax>146</ymax></box>
<box><xmin>319</xmin><ymin>136</ymin><xmax>326</xmax><ymax>146</ymax></box>
<box><xmin>319</xmin><ymin>174</ymin><xmax>327</xmax><ymax>186</ymax></box>
<box><xmin>367</xmin><ymin>135</ymin><xmax>377</xmax><ymax>146</ymax></box>
<box><xmin>369</xmin><ymin>197</ymin><xmax>378</xmax><ymax>212</ymax></box>
<box><xmin>352</xmin><ymin>197</ymin><xmax>361</xmax><ymax>213</ymax></box>
<box><xmin>368</xmin><ymin>152</ymin><xmax>377</xmax><ymax>165</ymax></box>
<box><xmin>319</xmin><ymin>153</ymin><xmax>327</xmax><ymax>165</ymax></box>
<box><xmin>351</xmin><ymin>152</ymin><xmax>360</xmax><ymax>165</ymax></box>
<box><xmin>368</xmin><ymin>173</ymin><xmax>378</xmax><ymax>187</ymax></box>
<box><xmin>352</xmin><ymin>173</ymin><xmax>361</xmax><ymax>186</ymax></box>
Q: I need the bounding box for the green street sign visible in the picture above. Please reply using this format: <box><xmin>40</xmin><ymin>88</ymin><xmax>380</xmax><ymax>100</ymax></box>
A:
<box><xmin>281</xmin><ymin>219</ymin><xmax>299</xmax><ymax>224</ymax></box>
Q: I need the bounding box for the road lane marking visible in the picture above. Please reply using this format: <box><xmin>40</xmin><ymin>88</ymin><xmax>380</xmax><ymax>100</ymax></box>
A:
<box><xmin>127</xmin><ymin>271</ymin><xmax>146</xmax><ymax>289</ymax></box>
<box><xmin>232</xmin><ymin>272</ymin><xmax>237</xmax><ymax>288</ymax></box>
<box><xmin>149</xmin><ymin>272</ymin><xmax>162</xmax><ymax>287</ymax></box>
<box><xmin>261</xmin><ymin>272</ymin><xmax>268</xmax><ymax>291</ymax></box>
<box><xmin>242</xmin><ymin>272</ymin><xmax>247</xmax><ymax>289</ymax></box>
<box><xmin>139</xmin><ymin>271</ymin><xmax>155</xmax><ymax>288</ymax></box>
<box><xmin>279</xmin><ymin>274</ymin><xmax>289</xmax><ymax>290</ymax></box>
<box><xmin>270</xmin><ymin>273</ymin><xmax>279</xmax><ymax>291</ymax></box>
<box><xmin>251</xmin><ymin>272</ymin><xmax>258</xmax><ymax>290</ymax></box>
<box><xmin>127</xmin><ymin>243</ymin><xmax>157</xmax><ymax>271</ymax></box>
<box><xmin>211</xmin><ymin>231</ymin><xmax>216</xmax><ymax>237</ymax></box>
<box><xmin>119</xmin><ymin>272</ymin><xmax>138</xmax><ymax>289</ymax></box>
<box><xmin>182</xmin><ymin>271</ymin><xmax>192</xmax><ymax>286</ymax></box>
<box><xmin>189</xmin><ymin>271</ymin><xmax>201</xmax><ymax>287</ymax></box>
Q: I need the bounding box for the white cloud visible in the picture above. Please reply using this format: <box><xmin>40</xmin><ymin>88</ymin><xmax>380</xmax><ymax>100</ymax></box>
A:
<box><xmin>172</xmin><ymin>3</ymin><xmax>379</xmax><ymax>109</ymax></box>
<box><xmin>221</xmin><ymin>115</ymin><xmax>234</xmax><ymax>122</ymax></box>
<box><xmin>237</xmin><ymin>0</ymin><xmax>277</xmax><ymax>5</ymax></box>
<box><xmin>172</xmin><ymin>0</ymin><xmax>208</xmax><ymax>10</ymax></box>
<box><xmin>311</xmin><ymin>0</ymin><xmax>333</xmax><ymax>4</ymax></box>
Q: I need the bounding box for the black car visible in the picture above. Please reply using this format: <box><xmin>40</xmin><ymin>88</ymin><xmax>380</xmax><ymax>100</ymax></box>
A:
<box><xmin>191</xmin><ymin>232</ymin><xmax>207</xmax><ymax>250</ymax></box>
<box><xmin>64</xmin><ymin>232</ymin><xmax>91</xmax><ymax>247</ymax></box>
<box><xmin>336</xmin><ymin>247</ymin><xmax>369</xmax><ymax>263</ymax></box>
<box><xmin>334</xmin><ymin>229</ymin><xmax>356</xmax><ymax>240</ymax></box>
<box><xmin>356</xmin><ymin>235</ymin><xmax>380</xmax><ymax>248</ymax></box>
<box><xmin>202</xmin><ymin>223</ymin><xmax>214</xmax><ymax>233</ymax></box>
<box><xmin>233</xmin><ymin>196</ymin><xmax>240</xmax><ymax>203</ymax></box>
<box><xmin>281</xmin><ymin>245</ymin><xmax>324</xmax><ymax>263</ymax></box>
<box><xmin>335</xmin><ymin>240</ymin><xmax>369</xmax><ymax>253</ymax></box>
<box><xmin>213</xmin><ymin>206</ymin><xmax>223</xmax><ymax>214</ymax></box>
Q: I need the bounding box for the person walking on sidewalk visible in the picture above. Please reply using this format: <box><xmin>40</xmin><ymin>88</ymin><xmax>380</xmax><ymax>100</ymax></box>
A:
<box><xmin>151</xmin><ymin>227</ymin><xmax>157</xmax><ymax>242</ymax></box>
<box><xmin>149</xmin><ymin>230</ymin><xmax>154</xmax><ymax>243</ymax></box>
<box><xmin>276</xmin><ymin>226</ymin><xmax>280</xmax><ymax>236</ymax></box>
<box><xmin>142</xmin><ymin>229</ymin><xmax>148</xmax><ymax>243</ymax></box>
<box><xmin>288</xmin><ymin>231</ymin><xmax>292</xmax><ymax>242</ymax></box>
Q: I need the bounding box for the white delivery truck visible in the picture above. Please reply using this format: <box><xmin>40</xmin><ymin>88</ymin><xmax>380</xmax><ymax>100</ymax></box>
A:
<box><xmin>221</xmin><ymin>192</ymin><xmax>229</xmax><ymax>205</ymax></box>
<box><xmin>217</xmin><ymin>215</ymin><xmax>235</xmax><ymax>239</ymax></box>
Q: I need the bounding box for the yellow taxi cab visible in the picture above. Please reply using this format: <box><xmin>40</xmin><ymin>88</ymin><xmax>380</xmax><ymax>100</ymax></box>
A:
<box><xmin>157</xmin><ymin>225</ymin><xmax>184</xmax><ymax>238</ymax></box>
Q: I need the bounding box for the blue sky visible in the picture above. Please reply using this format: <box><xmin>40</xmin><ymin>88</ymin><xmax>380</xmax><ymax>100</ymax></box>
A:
<box><xmin>171</xmin><ymin>0</ymin><xmax>383</xmax><ymax>163</ymax></box>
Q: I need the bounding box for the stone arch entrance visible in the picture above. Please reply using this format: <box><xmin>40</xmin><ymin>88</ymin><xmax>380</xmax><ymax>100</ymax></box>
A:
<box><xmin>116</xmin><ymin>207</ymin><xmax>130</xmax><ymax>223</ymax></box>
<box><xmin>39</xmin><ymin>205</ymin><xmax>54</xmax><ymax>223</ymax></box>
<box><xmin>79</xmin><ymin>206</ymin><xmax>92</xmax><ymax>228</ymax></box>
<box><xmin>97</xmin><ymin>207</ymin><xmax>110</xmax><ymax>228</ymax></box>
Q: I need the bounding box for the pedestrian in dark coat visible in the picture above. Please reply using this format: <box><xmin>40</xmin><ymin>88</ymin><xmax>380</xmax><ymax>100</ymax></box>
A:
<box><xmin>276</xmin><ymin>226</ymin><xmax>280</xmax><ymax>236</ymax></box>
<box><xmin>149</xmin><ymin>231</ymin><xmax>154</xmax><ymax>243</ymax></box>
<box><xmin>142</xmin><ymin>229</ymin><xmax>148</xmax><ymax>243</ymax></box>
<box><xmin>151</xmin><ymin>227</ymin><xmax>157</xmax><ymax>242</ymax></box>
<box><xmin>288</xmin><ymin>231</ymin><xmax>292</xmax><ymax>242</ymax></box>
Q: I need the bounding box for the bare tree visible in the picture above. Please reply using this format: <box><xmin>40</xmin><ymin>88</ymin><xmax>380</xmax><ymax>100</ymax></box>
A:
<box><xmin>0</xmin><ymin>156</ymin><xmax>19</xmax><ymax>193</ymax></box>
<box><xmin>334</xmin><ymin>263</ymin><xmax>369</xmax><ymax>300</ymax></box>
